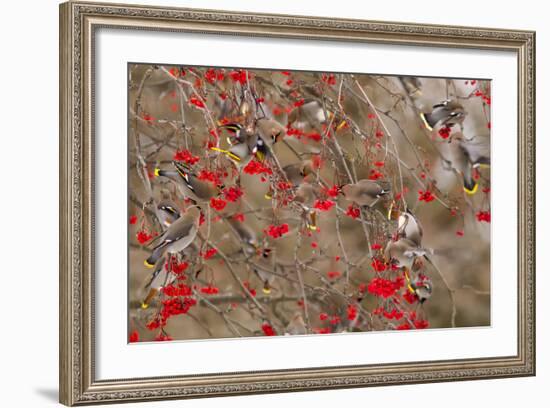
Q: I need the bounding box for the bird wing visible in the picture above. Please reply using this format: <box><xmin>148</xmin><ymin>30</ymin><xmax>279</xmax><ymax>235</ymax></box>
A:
<box><xmin>460</xmin><ymin>137</ymin><xmax>490</xmax><ymax>165</ymax></box>
<box><xmin>162</xmin><ymin>216</ymin><xmax>196</xmax><ymax>243</ymax></box>
<box><xmin>404</xmin><ymin>213</ymin><xmax>423</xmax><ymax>247</ymax></box>
<box><xmin>357</xmin><ymin>180</ymin><xmax>383</xmax><ymax>197</ymax></box>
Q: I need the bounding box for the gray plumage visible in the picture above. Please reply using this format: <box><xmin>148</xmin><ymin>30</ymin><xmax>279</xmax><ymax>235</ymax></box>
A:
<box><xmin>157</xmin><ymin>199</ymin><xmax>181</xmax><ymax>228</ymax></box>
<box><xmin>226</xmin><ymin>217</ymin><xmax>259</xmax><ymax>256</ymax></box>
<box><xmin>384</xmin><ymin>238</ymin><xmax>429</xmax><ymax>270</ymax></box>
<box><xmin>444</xmin><ymin>134</ymin><xmax>490</xmax><ymax>193</ymax></box>
<box><xmin>410</xmin><ymin>275</ymin><xmax>433</xmax><ymax>303</ymax></box>
<box><xmin>253</xmin><ymin>265</ymin><xmax>276</xmax><ymax>295</ymax></box>
<box><xmin>288</xmin><ymin>99</ymin><xmax>326</xmax><ymax>130</ymax></box>
<box><xmin>216</xmin><ymin>123</ymin><xmax>258</xmax><ymax>165</ymax></box>
<box><xmin>397</xmin><ymin>211</ymin><xmax>423</xmax><ymax>247</ymax></box>
<box><xmin>420</xmin><ymin>100</ymin><xmax>466</xmax><ymax>131</ymax></box>
<box><xmin>282</xmin><ymin>160</ymin><xmax>315</xmax><ymax>186</ymax></box>
<box><xmin>140</xmin><ymin>255</ymin><xmax>170</xmax><ymax>308</ymax></box>
<box><xmin>253</xmin><ymin>247</ymin><xmax>277</xmax><ymax>294</ymax></box>
<box><xmin>157</xmin><ymin>161</ymin><xmax>220</xmax><ymax>202</ymax></box>
<box><xmin>342</xmin><ymin>179</ymin><xmax>391</xmax><ymax>207</ymax></box>
<box><xmin>294</xmin><ymin>182</ymin><xmax>322</xmax><ymax>207</ymax></box>
<box><xmin>143</xmin><ymin>255</ymin><xmax>167</xmax><ymax>290</ymax></box>
<box><xmin>294</xmin><ymin>182</ymin><xmax>323</xmax><ymax>230</ymax></box>
<box><xmin>144</xmin><ymin>206</ymin><xmax>201</xmax><ymax>267</ymax></box>
<box><xmin>460</xmin><ymin>135</ymin><xmax>490</xmax><ymax>166</ymax></box>
<box><xmin>254</xmin><ymin>118</ymin><xmax>286</xmax><ymax>160</ymax></box>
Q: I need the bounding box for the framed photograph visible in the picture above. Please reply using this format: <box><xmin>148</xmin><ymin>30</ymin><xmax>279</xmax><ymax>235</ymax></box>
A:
<box><xmin>59</xmin><ymin>1</ymin><xmax>535</xmax><ymax>405</ymax></box>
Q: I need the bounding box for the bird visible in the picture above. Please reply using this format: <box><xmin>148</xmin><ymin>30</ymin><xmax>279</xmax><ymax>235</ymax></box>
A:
<box><xmin>443</xmin><ymin>134</ymin><xmax>490</xmax><ymax>194</ymax></box>
<box><xmin>384</xmin><ymin>238</ymin><xmax>430</xmax><ymax>271</ymax></box>
<box><xmin>288</xmin><ymin>99</ymin><xmax>326</xmax><ymax>131</ymax></box>
<box><xmin>253</xmin><ymin>248</ymin><xmax>277</xmax><ymax>294</ymax></box>
<box><xmin>281</xmin><ymin>160</ymin><xmax>317</xmax><ymax>186</ymax></box>
<box><xmin>157</xmin><ymin>199</ymin><xmax>181</xmax><ymax>228</ymax></box>
<box><xmin>285</xmin><ymin>312</ymin><xmax>307</xmax><ymax>335</ymax></box>
<box><xmin>144</xmin><ymin>206</ymin><xmax>201</xmax><ymax>268</ymax></box>
<box><xmin>396</xmin><ymin>209</ymin><xmax>423</xmax><ymax>247</ymax></box>
<box><xmin>405</xmin><ymin>269</ymin><xmax>433</xmax><ymax>303</ymax></box>
<box><xmin>254</xmin><ymin>266</ymin><xmax>276</xmax><ymax>295</ymax></box>
<box><xmin>140</xmin><ymin>255</ymin><xmax>168</xmax><ymax>309</ymax></box>
<box><xmin>211</xmin><ymin>123</ymin><xmax>258</xmax><ymax>165</ymax></box>
<box><xmin>218</xmin><ymin>123</ymin><xmax>254</xmax><ymax>145</ymax></box>
<box><xmin>264</xmin><ymin>159</ymin><xmax>317</xmax><ymax>200</ymax></box>
<box><xmin>155</xmin><ymin>161</ymin><xmax>220</xmax><ymax>202</ymax></box>
<box><xmin>226</xmin><ymin>216</ymin><xmax>259</xmax><ymax>256</ymax></box>
<box><xmin>341</xmin><ymin>179</ymin><xmax>391</xmax><ymax>207</ymax></box>
<box><xmin>254</xmin><ymin>118</ymin><xmax>286</xmax><ymax>160</ymax></box>
<box><xmin>419</xmin><ymin>100</ymin><xmax>466</xmax><ymax>131</ymax></box>
<box><xmin>293</xmin><ymin>181</ymin><xmax>322</xmax><ymax>230</ymax></box>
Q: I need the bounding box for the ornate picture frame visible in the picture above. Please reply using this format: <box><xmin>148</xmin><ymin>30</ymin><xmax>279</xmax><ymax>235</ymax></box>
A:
<box><xmin>59</xmin><ymin>1</ymin><xmax>535</xmax><ymax>405</ymax></box>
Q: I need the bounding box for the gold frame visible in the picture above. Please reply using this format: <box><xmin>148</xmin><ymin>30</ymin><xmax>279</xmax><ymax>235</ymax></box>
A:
<box><xmin>59</xmin><ymin>1</ymin><xmax>536</xmax><ymax>405</ymax></box>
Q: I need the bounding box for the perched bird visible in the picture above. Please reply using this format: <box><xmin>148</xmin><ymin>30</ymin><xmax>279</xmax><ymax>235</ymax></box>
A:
<box><xmin>211</xmin><ymin>123</ymin><xmax>258</xmax><ymax>165</ymax></box>
<box><xmin>405</xmin><ymin>270</ymin><xmax>433</xmax><ymax>303</ymax></box>
<box><xmin>420</xmin><ymin>100</ymin><xmax>466</xmax><ymax>131</ymax></box>
<box><xmin>288</xmin><ymin>99</ymin><xmax>326</xmax><ymax>131</ymax></box>
<box><xmin>281</xmin><ymin>160</ymin><xmax>316</xmax><ymax>186</ymax></box>
<box><xmin>384</xmin><ymin>238</ymin><xmax>430</xmax><ymax>270</ymax></box>
<box><xmin>218</xmin><ymin>123</ymin><xmax>254</xmax><ymax>145</ymax></box>
<box><xmin>253</xmin><ymin>248</ymin><xmax>277</xmax><ymax>294</ymax></box>
<box><xmin>293</xmin><ymin>181</ymin><xmax>322</xmax><ymax>230</ymax></box>
<box><xmin>144</xmin><ymin>206</ymin><xmax>201</xmax><ymax>268</ymax></box>
<box><xmin>155</xmin><ymin>161</ymin><xmax>220</xmax><ymax>202</ymax></box>
<box><xmin>226</xmin><ymin>217</ymin><xmax>259</xmax><ymax>256</ymax></box>
<box><xmin>396</xmin><ymin>209</ymin><xmax>423</xmax><ymax>247</ymax></box>
<box><xmin>140</xmin><ymin>255</ymin><xmax>168</xmax><ymax>309</ymax></box>
<box><xmin>285</xmin><ymin>312</ymin><xmax>307</xmax><ymax>335</ymax></box>
<box><xmin>341</xmin><ymin>179</ymin><xmax>391</xmax><ymax>207</ymax></box>
<box><xmin>254</xmin><ymin>266</ymin><xmax>276</xmax><ymax>295</ymax></box>
<box><xmin>254</xmin><ymin>118</ymin><xmax>286</xmax><ymax>160</ymax></box>
<box><xmin>157</xmin><ymin>199</ymin><xmax>181</xmax><ymax>228</ymax></box>
<box><xmin>443</xmin><ymin>134</ymin><xmax>490</xmax><ymax>194</ymax></box>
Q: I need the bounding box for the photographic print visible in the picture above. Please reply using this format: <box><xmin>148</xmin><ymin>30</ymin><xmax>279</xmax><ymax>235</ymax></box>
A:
<box><xmin>128</xmin><ymin>65</ymin><xmax>491</xmax><ymax>343</ymax></box>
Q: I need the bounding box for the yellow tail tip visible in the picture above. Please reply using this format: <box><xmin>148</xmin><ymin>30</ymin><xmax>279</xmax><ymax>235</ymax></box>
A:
<box><xmin>407</xmin><ymin>284</ymin><xmax>415</xmax><ymax>294</ymax></box>
<box><xmin>144</xmin><ymin>260</ymin><xmax>155</xmax><ymax>268</ymax></box>
<box><xmin>336</xmin><ymin>120</ymin><xmax>347</xmax><ymax>131</ymax></box>
<box><xmin>419</xmin><ymin>113</ymin><xmax>433</xmax><ymax>131</ymax></box>
<box><xmin>307</xmin><ymin>224</ymin><xmax>319</xmax><ymax>231</ymax></box>
<box><xmin>140</xmin><ymin>302</ymin><xmax>149</xmax><ymax>309</ymax></box>
<box><xmin>255</xmin><ymin>151</ymin><xmax>266</xmax><ymax>161</ymax></box>
<box><xmin>262</xmin><ymin>287</ymin><xmax>271</xmax><ymax>295</ymax></box>
<box><xmin>264</xmin><ymin>193</ymin><xmax>272</xmax><ymax>200</ymax></box>
<box><xmin>154</xmin><ymin>168</ymin><xmax>161</xmax><ymax>177</ymax></box>
<box><xmin>463</xmin><ymin>183</ymin><xmax>479</xmax><ymax>195</ymax></box>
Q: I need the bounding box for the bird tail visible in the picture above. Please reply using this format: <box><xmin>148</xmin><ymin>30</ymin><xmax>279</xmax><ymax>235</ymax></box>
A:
<box><xmin>154</xmin><ymin>168</ymin><xmax>165</xmax><ymax>177</ymax></box>
<box><xmin>140</xmin><ymin>288</ymin><xmax>158</xmax><ymax>309</ymax></box>
<box><xmin>463</xmin><ymin>175</ymin><xmax>479</xmax><ymax>195</ymax></box>
<box><xmin>254</xmin><ymin>149</ymin><xmax>266</xmax><ymax>161</ymax></box>
<box><xmin>144</xmin><ymin>244</ymin><xmax>167</xmax><ymax>269</ymax></box>
<box><xmin>307</xmin><ymin>211</ymin><xmax>318</xmax><ymax>231</ymax></box>
<box><xmin>419</xmin><ymin>112</ymin><xmax>435</xmax><ymax>131</ymax></box>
